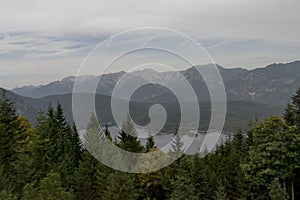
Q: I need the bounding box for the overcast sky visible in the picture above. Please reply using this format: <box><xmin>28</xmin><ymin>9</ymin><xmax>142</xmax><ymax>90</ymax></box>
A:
<box><xmin>0</xmin><ymin>0</ymin><xmax>300</xmax><ymax>88</ymax></box>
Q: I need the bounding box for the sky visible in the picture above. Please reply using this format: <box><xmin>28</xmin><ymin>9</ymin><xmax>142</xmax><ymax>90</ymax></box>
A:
<box><xmin>0</xmin><ymin>0</ymin><xmax>300</xmax><ymax>89</ymax></box>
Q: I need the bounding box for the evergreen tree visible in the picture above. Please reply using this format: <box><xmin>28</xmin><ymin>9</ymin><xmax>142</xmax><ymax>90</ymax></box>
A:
<box><xmin>74</xmin><ymin>150</ymin><xmax>100</xmax><ymax>200</ymax></box>
<box><xmin>36</xmin><ymin>171</ymin><xmax>74</xmax><ymax>200</ymax></box>
<box><xmin>76</xmin><ymin>113</ymin><xmax>118</xmax><ymax>199</ymax></box>
<box><xmin>169</xmin><ymin>173</ymin><xmax>196</xmax><ymax>200</ymax></box>
<box><xmin>70</xmin><ymin>122</ymin><xmax>82</xmax><ymax>169</ymax></box>
<box><xmin>283</xmin><ymin>103</ymin><xmax>295</xmax><ymax>126</ymax></box>
<box><xmin>241</xmin><ymin>117</ymin><xmax>299</xmax><ymax>199</ymax></box>
<box><xmin>116</xmin><ymin>115</ymin><xmax>144</xmax><ymax>171</ymax></box>
<box><xmin>169</xmin><ymin>130</ymin><xmax>184</xmax><ymax>161</ymax></box>
<box><xmin>191</xmin><ymin>154</ymin><xmax>204</xmax><ymax>198</ymax></box>
<box><xmin>214</xmin><ymin>184</ymin><xmax>229</xmax><ymax>200</ymax></box>
<box><xmin>285</xmin><ymin>87</ymin><xmax>300</xmax><ymax>200</ymax></box>
<box><xmin>169</xmin><ymin>159</ymin><xmax>196</xmax><ymax>200</ymax></box>
<box><xmin>291</xmin><ymin>87</ymin><xmax>300</xmax><ymax>128</ymax></box>
<box><xmin>190</xmin><ymin>153</ymin><xmax>218</xmax><ymax>200</ymax></box>
<box><xmin>0</xmin><ymin>90</ymin><xmax>31</xmax><ymax>195</ymax></box>
<box><xmin>145</xmin><ymin>131</ymin><xmax>156</xmax><ymax>152</ymax></box>
<box><xmin>84</xmin><ymin>113</ymin><xmax>101</xmax><ymax>149</ymax></box>
<box><xmin>104</xmin><ymin>124</ymin><xmax>112</xmax><ymax>142</ymax></box>
<box><xmin>0</xmin><ymin>190</ymin><xmax>17</xmax><ymax>200</ymax></box>
<box><xmin>137</xmin><ymin>147</ymin><xmax>165</xmax><ymax>200</ymax></box>
<box><xmin>118</xmin><ymin>115</ymin><xmax>144</xmax><ymax>153</ymax></box>
<box><xmin>31</xmin><ymin>106</ymin><xmax>56</xmax><ymax>181</ymax></box>
<box><xmin>212</xmin><ymin>131</ymin><xmax>246</xmax><ymax>199</ymax></box>
<box><xmin>102</xmin><ymin>171</ymin><xmax>142</xmax><ymax>200</ymax></box>
<box><xmin>0</xmin><ymin>90</ymin><xmax>18</xmax><ymax>124</ymax></box>
<box><xmin>0</xmin><ymin>90</ymin><xmax>18</xmax><ymax>170</ymax></box>
<box><xmin>32</xmin><ymin>103</ymin><xmax>81</xmax><ymax>189</ymax></box>
<box><xmin>269</xmin><ymin>178</ymin><xmax>288</xmax><ymax>200</ymax></box>
<box><xmin>21</xmin><ymin>183</ymin><xmax>36</xmax><ymax>200</ymax></box>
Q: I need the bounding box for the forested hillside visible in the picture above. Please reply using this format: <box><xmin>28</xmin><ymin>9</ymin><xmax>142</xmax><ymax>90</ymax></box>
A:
<box><xmin>3</xmin><ymin>88</ymin><xmax>283</xmax><ymax>132</ymax></box>
<box><xmin>0</xmin><ymin>88</ymin><xmax>300</xmax><ymax>199</ymax></box>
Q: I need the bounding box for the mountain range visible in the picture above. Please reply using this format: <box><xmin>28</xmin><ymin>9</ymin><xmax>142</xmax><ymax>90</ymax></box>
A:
<box><xmin>4</xmin><ymin>61</ymin><xmax>300</xmax><ymax>132</ymax></box>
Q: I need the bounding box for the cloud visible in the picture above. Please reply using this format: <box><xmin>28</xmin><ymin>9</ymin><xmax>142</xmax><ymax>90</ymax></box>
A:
<box><xmin>0</xmin><ymin>31</ymin><xmax>108</xmax><ymax>59</ymax></box>
<box><xmin>0</xmin><ymin>0</ymin><xmax>299</xmax><ymax>88</ymax></box>
<box><xmin>0</xmin><ymin>0</ymin><xmax>299</xmax><ymax>43</ymax></box>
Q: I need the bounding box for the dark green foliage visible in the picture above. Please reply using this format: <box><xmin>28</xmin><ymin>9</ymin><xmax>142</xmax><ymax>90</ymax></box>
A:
<box><xmin>283</xmin><ymin>88</ymin><xmax>300</xmax><ymax>200</ymax></box>
<box><xmin>30</xmin><ymin>102</ymin><xmax>82</xmax><ymax>198</ymax></box>
<box><xmin>145</xmin><ymin>131</ymin><xmax>156</xmax><ymax>152</ymax></box>
<box><xmin>74</xmin><ymin>150</ymin><xmax>100</xmax><ymax>200</ymax></box>
<box><xmin>268</xmin><ymin>178</ymin><xmax>288</xmax><ymax>200</ymax></box>
<box><xmin>214</xmin><ymin>184</ymin><xmax>229</xmax><ymax>200</ymax></box>
<box><xmin>0</xmin><ymin>87</ymin><xmax>300</xmax><ymax>200</ymax></box>
<box><xmin>118</xmin><ymin>115</ymin><xmax>144</xmax><ymax>153</ymax></box>
<box><xmin>291</xmin><ymin>87</ymin><xmax>300</xmax><ymax>128</ymax></box>
<box><xmin>102</xmin><ymin>171</ymin><xmax>142</xmax><ymax>200</ymax></box>
<box><xmin>241</xmin><ymin>117</ymin><xmax>300</xmax><ymax>199</ymax></box>
<box><xmin>0</xmin><ymin>90</ymin><xmax>18</xmax><ymax>170</ymax></box>
<box><xmin>169</xmin><ymin>163</ymin><xmax>197</xmax><ymax>200</ymax></box>
<box><xmin>0</xmin><ymin>90</ymin><xmax>32</xmax><ymax>196</ymax></box>
<box><xmin>104</xmin><ymin>124</ymin><xmax>112</xmax><ymax>142</ymax></box>
<box><xmin>283</xmin><ymin>103</ymin><xmax>295</xmax><ymax>126</ymax></box>
<box><xmin>0</xmin><ymin>190</ymin><xmax>17</xmax><ymax>200</ymax></box>
<box><xmin>26</xmin><ymin>171</ymin><xmax>74</xmax><ymax>200</ymax></box>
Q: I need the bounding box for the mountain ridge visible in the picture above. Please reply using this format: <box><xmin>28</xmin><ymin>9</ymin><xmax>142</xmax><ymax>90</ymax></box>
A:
<box><xmin>12</xmin><ymin>61</ymin><xmax>299</xmax><ymax>105</ymax></box>
<box><xmin>5</xmin><ymin>60</ymin><xmax>300</xmax><ymax>132</ymax></box>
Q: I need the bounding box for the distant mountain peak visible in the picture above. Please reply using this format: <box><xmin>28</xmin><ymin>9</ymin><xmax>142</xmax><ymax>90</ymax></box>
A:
<box><xmin>10</xmin><ymin>61</ymin><xmax>300</xmax><ymax>107</ymax></box>
<box><xmin>61</xmin><ymin>76</ymin><xmax>76</xmax><ymax>82</ymax></box>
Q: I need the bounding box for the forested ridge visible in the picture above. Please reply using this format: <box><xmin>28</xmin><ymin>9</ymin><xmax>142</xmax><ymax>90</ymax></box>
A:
<box><xmin>0</xmin><ymin>88</ymin><xmax>300</xmax><ymax>200</ymax></box>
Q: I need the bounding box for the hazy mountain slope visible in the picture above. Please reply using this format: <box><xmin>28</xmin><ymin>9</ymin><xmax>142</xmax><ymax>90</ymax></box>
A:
<box><xmin>12</xmin><ymin>61</ymin><xmax>300</xmax><ymax>106</ymax></box>
<box><xmin>2</xmin><ymin>88</ymin><xmax>283</xmax><ymax>132</ymax></box>
<box><xmin>7</xmin><ymin>61</ymin><xmax>300</xmax><ymax>132</ymax></box>
<box><xmin>227</xmin><ymin>61</ymin><xmax>300</xmax><ymax>105</ymax></box>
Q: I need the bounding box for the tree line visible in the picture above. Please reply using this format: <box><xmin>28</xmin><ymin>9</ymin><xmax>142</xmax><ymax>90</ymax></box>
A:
<box><xmin>0</xmin><ymin>88</ymin><xmax>300</xmax><ymax>200</ymax></box>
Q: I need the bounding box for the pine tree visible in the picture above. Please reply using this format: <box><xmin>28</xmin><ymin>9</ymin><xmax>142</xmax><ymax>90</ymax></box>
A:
<box><xmin>116</xmin><ymin>115</ymin><xmax>144</xmax><ymax>171</ymax></box>
<box><xmin>169</xmin><ymin>166</ymin><xmax>197</xmax><ymax>200</ymax></box>
<box><xmin>104</xmin><ymin>124</ymin><xmax>112</xmax><ymax>142</ymax></box>
<box><xmin>145</xmin><ymin>131</ymin><xmax>156</xmax><ymax>152</ymax></box>
<box><xmin>0</xmin><ymin>90</ymin><xmax>18</xmax><ymax>124</ymax></box>
<box><xmin>84</xmin><ymin>112</ymin><xmax>102</xmax><ymax>158</ymax></box>
<box><xmin>54</xmin><ymin>103</ymin><xmax>82</xmax><ymax>188</ymax></box>
<box><xmin>32</xmin><ymin>103</ymin><xmax>81</xmax><ymax>189</ymax></box>
<box><xmin>0</xmin><ymin>90</ymin><xmax>31</xmax><ymax>195</ymax></box>
<box><xmin>282</xmin><ymin>88</ymin><xmax>300</xmax><ymax>200</ymax></box>
<box><xmin>70</xmin><ymin>122</ymin><xmax>82</xmax><ymax>168</ymax></box>
<box><xmin>268</xmin><ymin>178</ymin><xmax>288</xmax><ymax>200</ymax></box>
<box><xmin>36</xmin><ymin>171</ymin><xmax>74</xmax><ymax>200</ymax></box>
<box><xmin>118</xmin><ymin>115</ymin><xmax>144</xmax><ymax>153</ymax></box>
<box><xmin>137</xmin><ymin>147</ymin><xmax>165</xmax><ymax>199</ymax></box>
<box><xmin>283</xmin><ymin>103</ymin><xmax>295</xmax><ymax>126</ymax></box>
<box><xmin>291</xmin><ymin>87</ymin><xmax>300</xmax><ymax>128</ymax></box>
<box><xmin>169</xmin><ymin>130</ymin><xmax>184</xmax><ymax>161</ymax></box>
<box><xmin>74</xmin><ymin>150</ymin><xmax>100</xmax><ymax>200</ymax></box>
<box><xmin>0</xmin><ymin>90</ymin><xmax>18</xmax><ymax>169</ymax></box>
<box><xmin>102</xmin><ymin>171</ymin><xmax>142</xmax><ymax>200</ymax></box>
<box><xmin>31</xmin><ymin>106</ymin><xmax>56</xmax><ymax>181</ymax></box>
<box><xmin>21</xmin><ymin>183</ymin><xmax>36</xmax><ymax>200</ymax></box>
<box><xmin>0</xmin><ymin>190</ymin><xmax>17</xmax><ymax>200</ymax></box>
<box><xmin>214</xmin><ymin>184</ymin><xmax>229</xmax><ymax>200</ymax></box>
<box><xmin>74</xmin><ymin>113</ymin><xmax>118</xmax><ymax>199</ymax></box>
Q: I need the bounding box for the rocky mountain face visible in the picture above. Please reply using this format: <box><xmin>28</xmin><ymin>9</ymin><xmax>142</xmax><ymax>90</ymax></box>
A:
<box><xmin>12</xmin><ymin>61</ymin><xmax>300</xmax><ymax>106</ymax></box>
<box><xmin>226</xmin><ymin>61</ymin><xmax>300</xmax><ymax>105</ymax></box>
<box><xmin>6</xmin><ymin>61</ymin><xmax>299</xmax><ymax>131</ymax></box>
